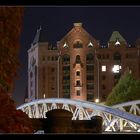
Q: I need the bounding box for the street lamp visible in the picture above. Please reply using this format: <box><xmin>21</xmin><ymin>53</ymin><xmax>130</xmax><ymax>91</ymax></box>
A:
<box><xmin>95</xmin><ymin>98</ymin><xmax>100</xmax><ymax>103</ymax></box>
<box><xmin>95</xmin><ymin>49</ymin><xmax>100</xmax><ymax>103</ymax></box>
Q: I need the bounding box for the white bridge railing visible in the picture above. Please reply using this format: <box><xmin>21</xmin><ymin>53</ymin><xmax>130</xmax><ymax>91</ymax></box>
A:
<box><xmin>112</xmin><ymin>100</ymin><xmax>140</xmax><ymax>116</ymax></box>
<box><xmin>17</xmin><ymin>98</ymin><xmax>140</xmax><ymax>132</ymax></box>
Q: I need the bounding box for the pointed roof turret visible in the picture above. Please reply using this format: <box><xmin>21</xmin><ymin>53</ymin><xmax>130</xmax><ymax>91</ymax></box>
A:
<box><xmin>109</xmin><ymin>31</ymin><xmax>126</xmax><ymax>43</ymax></box>
<box><xmin>32</xmin><ymin>26</ymin><xmax>48</xmax><ymax>45</ymax></box>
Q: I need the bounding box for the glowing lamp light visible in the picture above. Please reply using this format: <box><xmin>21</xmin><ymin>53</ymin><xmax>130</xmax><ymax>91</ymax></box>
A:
<box><xmin>43</xmin><ymin>94</ymin><xmax>46</xmax><ymax>98</ymax></box>
<box><xmin>95</xmin><ymin>98</ymin><xmax>100</xmax><ymax>103</ymax></box>
<box><xmin>115</xmin><ymin>40</ymin><xmax>120</xmax><ymax>46</ymax></box>
<box><xmin>112</xmin><ymin>65</ymin><xmax>120</xmax><ymax>73</ymax></box>
<box><xmin>63</xmin><ymin>42</ymin><xmax>68</xmax><ymax>48</ymax></box>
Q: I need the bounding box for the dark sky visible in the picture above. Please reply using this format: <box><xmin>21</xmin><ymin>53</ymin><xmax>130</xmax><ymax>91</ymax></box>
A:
<box><xmin>12</xmin><ymin>6</ymin><xmax>140</xmax><ymax>107</ymax></box>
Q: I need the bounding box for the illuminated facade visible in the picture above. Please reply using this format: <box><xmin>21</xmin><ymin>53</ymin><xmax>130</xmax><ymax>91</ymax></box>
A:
<box><xmin>26</xmin><ymin>23</ymin><xmax>140</xmax><ymax>103</ymax></box>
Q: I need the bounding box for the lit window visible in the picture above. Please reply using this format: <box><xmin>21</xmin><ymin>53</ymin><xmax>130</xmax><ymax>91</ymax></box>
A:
<box><xmin>102</xmin><ymin>65</ymin><xmax>106</xmax><ymax>72</ymax></box>
<box><xmin>76</xmin><ymin>90</ymin><xmax>80</xmax><ymax>96</ymax></box>
<box><xmin>112</xmin><ymin>65</ymin><xmax>121</xmax><ymax>73</ymax></box>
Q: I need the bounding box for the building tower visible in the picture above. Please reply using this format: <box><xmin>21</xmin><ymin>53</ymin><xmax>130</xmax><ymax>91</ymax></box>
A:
<box><xmin>27</xmin><ymin>27</ymin><xmax>59</xmax><ymax>102</ymax></box>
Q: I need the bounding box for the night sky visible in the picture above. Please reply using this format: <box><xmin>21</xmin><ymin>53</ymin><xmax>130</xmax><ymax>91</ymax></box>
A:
<box><xmin>12</xmin><ymin>6</ymin><xmax>140</xmax><ymax>107</ymax></box>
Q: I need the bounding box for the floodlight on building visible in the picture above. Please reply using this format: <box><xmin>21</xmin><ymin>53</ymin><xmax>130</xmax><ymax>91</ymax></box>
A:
<box><xmin>115</xmin><ymin>40</ymin><xmax>120</xmax><ymax>46</ymax></box>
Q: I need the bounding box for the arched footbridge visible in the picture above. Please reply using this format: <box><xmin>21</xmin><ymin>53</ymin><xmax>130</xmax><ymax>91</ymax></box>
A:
<box><xmin>17</xmin><ymin>98</ymin><xmax>140</xmax><ymax>132</ymax></box>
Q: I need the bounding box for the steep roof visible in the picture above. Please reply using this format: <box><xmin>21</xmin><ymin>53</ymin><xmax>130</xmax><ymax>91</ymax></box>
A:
<box><xmin>59</xmin><ymin>22</ymin><xmax>98</xmax><ymax>43</ymax></box>
<box><xmin>32</xmin><ymin>26</ymin><xmax>48</xmax><ymax>45</ymax></box>
<box><xmin>109</xmin><ymin>31</ymin><xmax>126</xmax><ymax>43</ymax></box>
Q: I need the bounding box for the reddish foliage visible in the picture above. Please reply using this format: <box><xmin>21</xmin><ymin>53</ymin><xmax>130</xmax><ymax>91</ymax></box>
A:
<box><xmin>0</xmin><ymin>89</ymin><xmax>34</xmax><ymax>133</ymax></box>
<box><xmin>0</xmin><ymin>7</ymin><xmax>34</xmax><ymax>133</ymax></box>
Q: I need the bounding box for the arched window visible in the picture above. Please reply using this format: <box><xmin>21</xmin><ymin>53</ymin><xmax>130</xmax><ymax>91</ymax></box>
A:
<box><xmin>31</xmin><ymin>57</ymin><xmax>36</xmax><ymax>67</ymax></box>
<box><xmin>76</xmin><ymin>71</ymin><xmax>80</xmax><ymax>76</ymax></box>
<box><xmin>76</xmin><ymin>55</ymin><xmax>81</xmax><ymax>63</ymax></box>
<box><xmin>62</xmin><ymin>54</ymin><xmax>70</xmax><ymax>63</ymax></box>
<box><xmin>73</xmin><ymin>41</ymin><xmax>83</xmax><ymax>48</ymax></box>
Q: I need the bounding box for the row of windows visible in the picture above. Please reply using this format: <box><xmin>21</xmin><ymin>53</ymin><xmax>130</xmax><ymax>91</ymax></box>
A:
<box><xmin>42</xmin><ymin>52</ymin><xmax>137</xmax><ymax>63</ymax></box>
<box><xmin>48</xmin><ymin>56</ymin><xmax>58</xmax><ymax>61</ymax></box>
<box><xmin>101</xmin><ymin>65</ymin><xmax>122</xmax><ymax>73</ymax></box>
<box><xmin>97</xmin><ymin>53</ymin><xmax>137</xmax><ymax>60</ymax></box>
<box><xmin>42</xmin><ymin>56</ymin><xmax>58</xmax><ymax>61</ymax></box>
<box><xmin>62</xmin><ymin>54</ymin><xmax>94</xmax><ymax>64</ymax></box>
<box><xmin>48</xmin><ymin>46</ymin><xmax>57</xmax><ymax>50</ymax></box>
<box><xmin>75</xmin><ymin>91</ymin><xmax>94</xmax><ymax>100</ymax></box>
<box><xmin>97</xmin><ymin>53</ymin><xmax>121</xmax><ymax>60</ymax></box>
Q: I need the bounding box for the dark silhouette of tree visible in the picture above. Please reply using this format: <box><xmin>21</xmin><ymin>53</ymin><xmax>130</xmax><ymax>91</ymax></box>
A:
<box><xmin>0</xmin><ymin>7</ymin><xmax>33</xmax><ymax>133</ymax></box>
<box><xmin>0</xmin><ymin>88</ymin><xmax>34</xmax><ymax>133</ymax></box>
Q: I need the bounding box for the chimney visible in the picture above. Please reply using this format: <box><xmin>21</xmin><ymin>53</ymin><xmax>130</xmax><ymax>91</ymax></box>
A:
<box><xmin>73</xmin><ymin>22</ymin><xmax>82</xmax><ymax>27</ymax></box>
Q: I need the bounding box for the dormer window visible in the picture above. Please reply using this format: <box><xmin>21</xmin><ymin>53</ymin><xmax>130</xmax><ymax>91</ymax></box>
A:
<box><xmin>73</xmin><ymin>41</ymin><xmax>83</xmax><ymax>48</ymax></box>
<box><xmin>88</xmin><ymin>41</ymin><xmax>93</xmax><ymax>48</ymax></box>
<box><xmin>63</xmin><ymin>42</ymin><xmax>68</xmax><ymax>48</ymax></box>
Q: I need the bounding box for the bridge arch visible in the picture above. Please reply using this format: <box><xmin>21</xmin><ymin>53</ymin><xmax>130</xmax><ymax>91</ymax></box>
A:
<box><xmin>17</xmin><ymin>98</ymin><xmax>140</xmax><ymax>132</ymax></box>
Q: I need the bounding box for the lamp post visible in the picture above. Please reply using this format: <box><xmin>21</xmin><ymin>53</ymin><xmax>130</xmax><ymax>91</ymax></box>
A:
<box><xmin>95</xmin><ymin>50</ymin><xmax>100</xmax><ymax>103</ymax></box>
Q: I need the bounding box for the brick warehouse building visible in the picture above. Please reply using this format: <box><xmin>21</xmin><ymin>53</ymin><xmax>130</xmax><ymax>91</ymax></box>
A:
<box><xmin>26</xmin><ymin>23</ymin><xmax>140</xmax><ymax>103</ymax></box>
